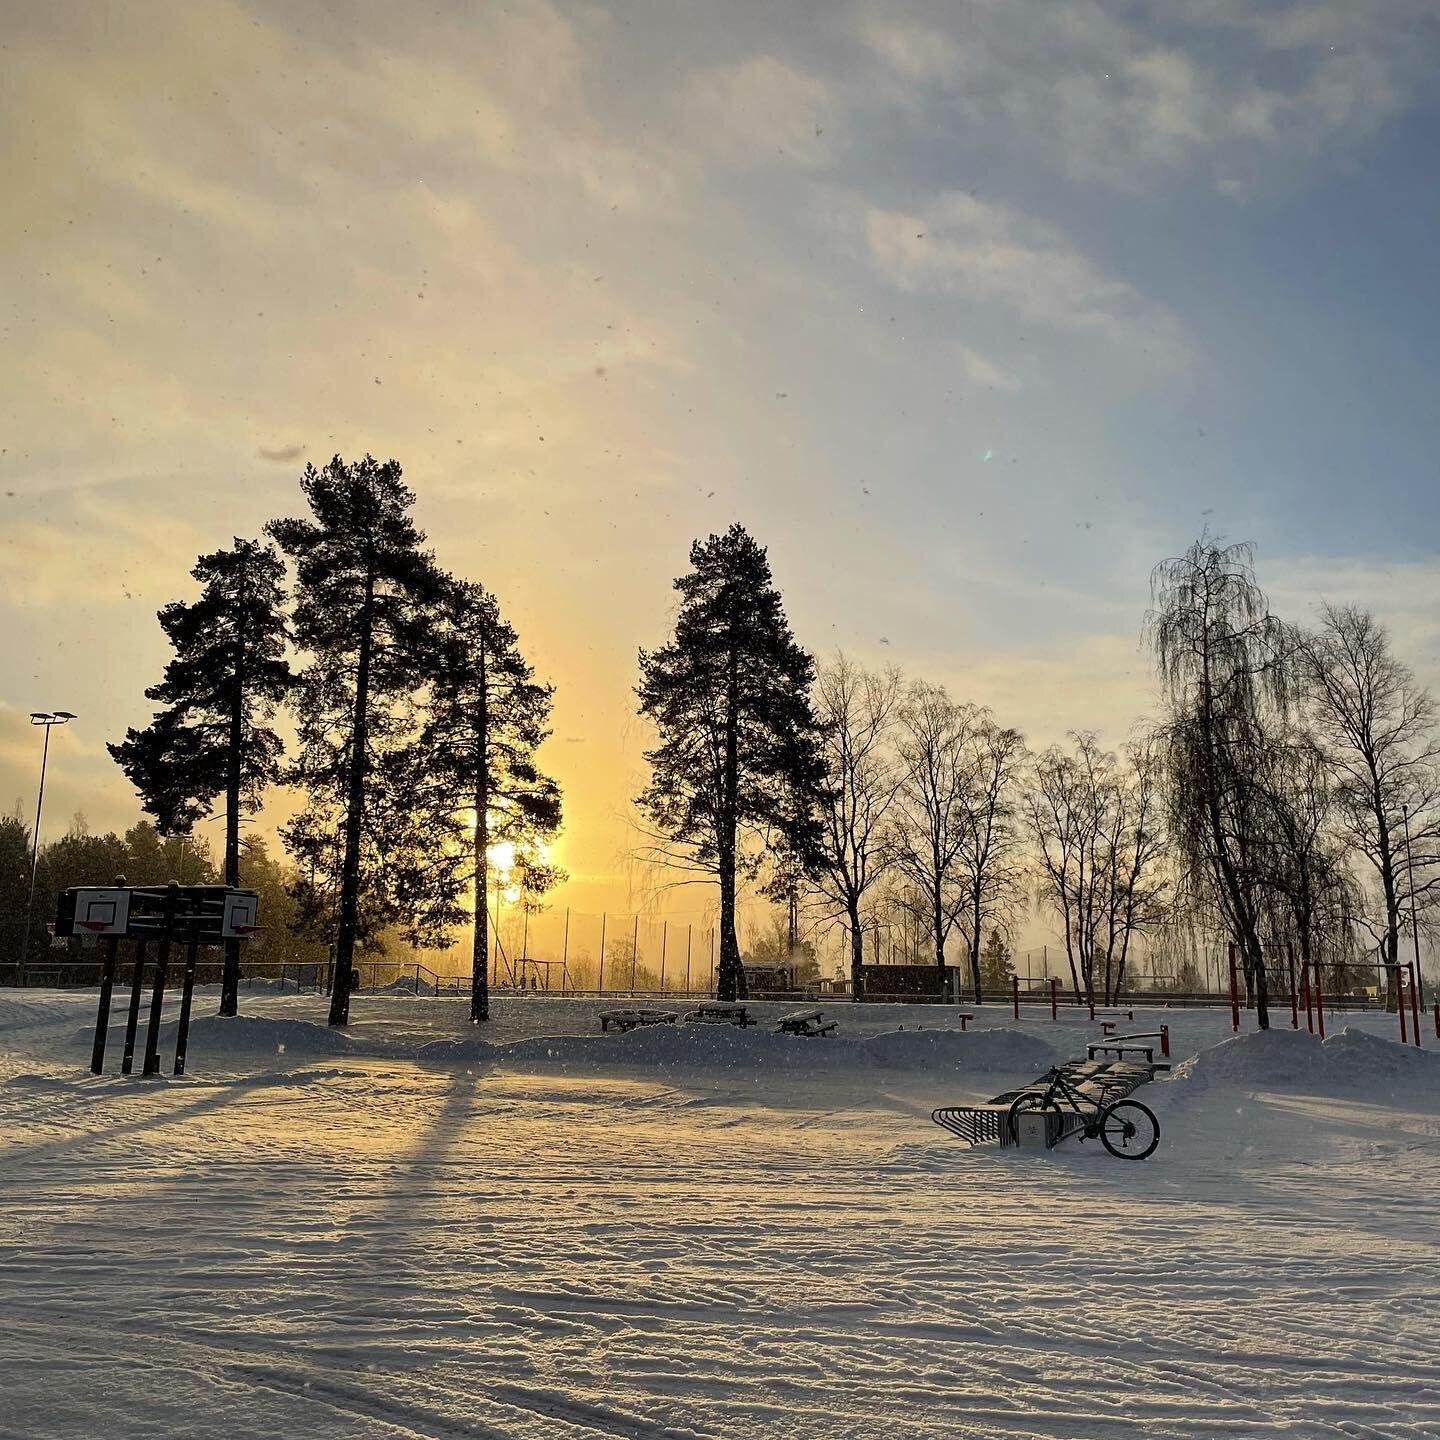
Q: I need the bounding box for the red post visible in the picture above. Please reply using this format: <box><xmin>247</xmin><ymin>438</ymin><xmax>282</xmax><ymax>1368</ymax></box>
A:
<box><xmin>1407</xmin><ymin>963</ymin><xmax>1421</xmax><ymax>1048</ymax></box>
<box><xmin>1160</xmin><ymin>1023</ymin><xmax>1169</xmax><ymax>1059</ymax></box>
<box><xmin>1312</xmin><ymin>961</ymin><xmax>1325</xmax><ymax>1041</ymax></box>
<box><xmin>1012</xmin><ymin>974</ymin><xmax>1019</xmax><ymax>1021</ymax></box>
<box><xmin>1301</xmin><ymin>963</ymin><xmax>1313</xmax><ymax>1034</ymax></box>
<box><xmin>1228</xmin><ymin>943</ymin><xmax>1240</xmax><ymax>1034</ymax></box>
<box><xmin>1049</xmin><ymin>977</ymin><xmax>1058</xmax><ymax>1021</ymax></box>
<box><xmin>1396</xmin><ymin>966</ymin><xmax>1409</xmax><ymax>1046</ymax></box>
<box><xmin>1288</xmin><ymin>946</ymin><xmax>1298</xmax><ymax>1030</ymax></box>
<box><xmin>1433</xmin><ymin>1000</ymin><xmax>1439</xmax><ymax>1041</ymax></box>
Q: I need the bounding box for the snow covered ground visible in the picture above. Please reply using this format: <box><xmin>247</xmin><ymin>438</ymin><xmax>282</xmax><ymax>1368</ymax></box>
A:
<box><xmin>3</xmin><ymin>989</ymin><xmax>1438</xmax><ymax>1438</ymax></box>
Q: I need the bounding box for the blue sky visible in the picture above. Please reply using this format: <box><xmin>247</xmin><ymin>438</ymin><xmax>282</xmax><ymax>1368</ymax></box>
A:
<box><xmin>2</xmin><ymin>0</ymin><xmax>1438</xmax><ymax>919</ymax></box>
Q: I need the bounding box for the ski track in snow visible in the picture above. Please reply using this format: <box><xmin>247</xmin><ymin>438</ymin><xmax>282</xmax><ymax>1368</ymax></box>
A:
<box><xmin>2</xmin><ymin>992</ymin><xmax>1439</xmax><ymax>1439</ymax></box>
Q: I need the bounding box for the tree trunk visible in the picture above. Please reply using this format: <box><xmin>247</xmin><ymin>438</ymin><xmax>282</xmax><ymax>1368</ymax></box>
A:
<box><xmin>471</xmin><ymin>653</ymin><xmax>490</xmax><ymax>1022</ymax></box>
<box><xmin>849</xmin><ymin>904</ymin><xmax>864</xmax><ymax>1002</ymax></box>
<box><xmin>219</xmin><ymin>577</ymin><xmax>247</xmax><ymax>1019</ymax></box>
<box><xmin>969</xmin><ymin>905</ymin><xmax>983</xmax><ymax>1003</ymax></box>
<box><xmin>716</xmin><ymin>628</ymin><xmax>744</xmax><ymax>1002</ymax></box>
<box><xmin>329</xmin><ymin>571</ymin><xmax>374</xmax><ymax>1027</ymax></box>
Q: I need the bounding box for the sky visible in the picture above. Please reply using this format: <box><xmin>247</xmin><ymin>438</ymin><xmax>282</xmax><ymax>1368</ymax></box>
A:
<box><xmin>3</xmin><ymin>0</ymin><xmax>1440</xmax><ymax>943</ymax></box>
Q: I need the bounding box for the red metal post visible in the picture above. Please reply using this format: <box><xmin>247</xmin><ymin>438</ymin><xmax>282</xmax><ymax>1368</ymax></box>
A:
<box><xmin>1050</xmin><ymin>977</ymin><xmax>1058</xmax><ymax>1021</ymax></box>
<box><xmin>1433</xmin><ymin>1000</ymin><xmax>1439</xmax><ymax>1041</ymax></box>
<box><xmin>1396</xmin><ymin>966</ymin><xmax>1408</xmax><ymax>1046</ymax></box>
<box><xmin>1160</xmin><ymin>1023</ymin><xmax>1170</xmax><ymax>1059</ymax></box>
<box><xmin>1407</xmin><ymin>962</ymin><xmax>1421</xmax><ymax>1048</ymax></box>
<box><xmin>1012</xmin><ymin>974</ymin><xmax>1019</xmax><ymax>1021</ymax></box>
<box><xmin>1228</xmin><ymin>943</ymin><xmax>1240</xmax><ymax>1034</ymax></box>
<box><xmin>1313</xmin><ymin>961</ymin><xmax>1325</xmax><ymax>1041</ymax></box>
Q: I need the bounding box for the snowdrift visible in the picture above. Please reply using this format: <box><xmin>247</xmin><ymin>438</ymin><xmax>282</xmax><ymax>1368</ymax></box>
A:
<box><xmin>419</xmin><ymin>1022</ymin><xmax>1058</xmax><ymax>1075</ymax></box>
<box><xmin>1172</xmin><ymin>1025</ymin><xmax>1440</xmax><ymax>1096</ymax></box>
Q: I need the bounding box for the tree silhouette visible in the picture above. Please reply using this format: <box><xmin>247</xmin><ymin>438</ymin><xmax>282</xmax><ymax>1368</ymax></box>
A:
<box><xmin>268</xmin><ymin>455</ymin><xmax>444</xmax><ymax>1026</ymax></box>
<box><xmin>108</xmin><ymin>537</ymin><xmax>291</xmax><ymax>1015</ymax></box>
<box><xmin>418</xmin><ymin>578</ymin><xmax>563</xmax><ymax>1023</ymax></box>
<box><xmin>636</xmin><ymin>525</ymin><xmax>825</xmax><ymax>1001</ymax></box>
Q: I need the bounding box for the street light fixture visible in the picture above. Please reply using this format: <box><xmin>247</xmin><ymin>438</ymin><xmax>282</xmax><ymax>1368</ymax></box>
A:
<box><xmin>20</xmin><ymin>710</ymin><xmax>77</xmax><ymax>970</ymax></box>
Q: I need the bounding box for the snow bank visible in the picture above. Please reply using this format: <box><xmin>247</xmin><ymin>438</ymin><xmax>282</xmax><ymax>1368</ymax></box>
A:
<box><xmin>1172</xmin><ymin>1026</ymin><xmax>1440</xmax><ymax>1095</ymax></box>
<box><xmin>417</xmin><ymin>1022</ymin><xmax>1057</xmax><ymax>1075</ymax></box>
<box><xmin>167</xmin><ymin>1013</ymin><xmax>367</xmax><ymax>1059</ymax></box>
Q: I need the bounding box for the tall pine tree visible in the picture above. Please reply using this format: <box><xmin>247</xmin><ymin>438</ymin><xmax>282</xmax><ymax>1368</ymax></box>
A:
<box><xmin>636</xmin><ymin>525</ymin><xmax>825</xmax><ymax>1001</ymax></box>
<box><xmin>108</xmin><ymin>537</ymin><xmax>291</xmax><ymax>1016</ymax></box>
<box><xmin>419</xmin><ymin>578</ymin><xmax>563</xmax><ymax>1022</ymax></box>
<box><xmin>267</xmin><ymin>455</ymin><xmax>444</xmax><ymax>1026</ymax></box>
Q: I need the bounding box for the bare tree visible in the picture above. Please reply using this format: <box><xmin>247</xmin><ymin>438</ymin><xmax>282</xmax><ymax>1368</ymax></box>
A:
<box><xmin>1024</xmin><ymin>733</ymin><xmax>1169</xmax><ymax>1007</ymax></box>
<box><xmin>952</xmin><ymin>715</ymin><xmax>1026</xmax><ymax>1003</ymax></box>
<box><xmin>1298</xmin><ymin>605</ymin><xmax>1440</xmax><ymax>995</ymax></box>
<box><xmin>1147</xmin><ymin>536</ymin><xmax>1294</xmax><ymax>1028</ymax></box>
<box><xmin>809</xmin><ymin>655</ymin><xmax>904</xmax><ymax>1001</ymax></box>
<box><xmin>891</xmin><ymin>683</ymin><xmax>980</xmax><ymax>973</ymax></box>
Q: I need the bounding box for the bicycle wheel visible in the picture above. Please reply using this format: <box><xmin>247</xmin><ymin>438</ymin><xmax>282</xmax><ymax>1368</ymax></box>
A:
<box><xmin>1006</xmin><ymin>1092</ymin><xmax>1054</xmax><ymax>1144</ymax></box>
<box><xmin>1099</xmin><ymin>1100</ymin><xmax>1160</xmax><ymax>1160</ymax></box>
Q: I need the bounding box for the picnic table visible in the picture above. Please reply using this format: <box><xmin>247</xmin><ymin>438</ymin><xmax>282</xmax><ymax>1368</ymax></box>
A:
<box><xmin>776</xmin><ymin>1008</ymin><xmax>837</xmax><ymax>1037</ymax></box>
<box><xmin>684</xmin><ymin>1004</ymin><xmax>754</xmax><ymax>1028</ymax></box>
<box><xmin>599</xmin><ymin>1008</ymin><xmax>679</xmax><ymax>1033</ymax></box>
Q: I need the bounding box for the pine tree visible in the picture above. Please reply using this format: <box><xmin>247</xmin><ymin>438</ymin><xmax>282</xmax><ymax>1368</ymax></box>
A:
<box><xmin>267</xmin><ymin>455</ymin><xmax>444</xmax><ymax>1026</ymax></box>
<box><xmin>419</xmin><ymin>578</ymin><xmax>563</xmax><ymax>1023</ymax></box>
<box><xmin>636</xmin><ymin>525</ymin><xmax>825</xmax><ymax>1001</ymax></box>
<box><xmin>108</xmin><ymin>537</ymin><xmax>291</xmax><ymax>1015</ymax></box>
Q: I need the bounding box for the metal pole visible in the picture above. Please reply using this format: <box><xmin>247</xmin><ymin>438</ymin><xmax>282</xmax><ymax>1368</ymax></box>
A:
<box><xmin>1228</xmin><ymin>942</ymin><xmax>1240</xmax><ymax>1033</ymax></box>
<box><xmin>1408</xmin><ymin>962</ymin><xmax>1421</xmax><ymax>1046</ymax></box>
<box><xmin>709</xmin><ymin>927</ymin><xmax>715</xmax><ymax>995</ymax></box>
<box><xmin>20</xmin><ymin>723</ymin><xmax>53</xmax><ymax>971</ymax></box>
<box><xmin>172</xmin><ymin>925</ymin><xmax>202</xmax><ymax>1075</ymax></box>
<box><xmin>1287</xmin><ymin>944</ymin><xmax>1298</xmax><ymax>1030</ymax></box>
<box><xmin>1403</xmin><ymin>805</ymin><xmax>1425</xmax><ymax>1011</ymax></box>
<box><xmin>598</xmin><ymin>912</ymin><xmax>607</xmax><ymax>993</ymax></box>
<box><xmin>685</xmin><ymin>924</ymin><xmax>692</xmax><ymax>994</ymax></box>
<box><xmin>143</xmin><ymin>883</ymin><xmax>180</xmax><ymax>1076</ymax></box>
<box><xmin>121</xmin><ymin>939</ymin><xmax>149</xmax><ymax>1075</ymax></box>
<box><xmin>90</xmin><ymin>934</ymin><xmax>121</xmax><ymax>1075</ymax></box>
<box><xmin>660</xmin><ymin>921</ymin><xmax>667</xmax><ymax>994</ymax></box>
<box><xmin>631</xmin><ymin>915</ymin><xmax>639</xmax><ymax>992</ymax></box>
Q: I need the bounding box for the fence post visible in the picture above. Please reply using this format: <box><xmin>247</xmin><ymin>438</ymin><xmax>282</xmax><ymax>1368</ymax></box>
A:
<box><xmin>1049</xmin><ymin>977</ymin><xmax>1058</xmax><ymax>1021</ymax></box>
<box><xmin>1011</xmin><ymin>974</ymin><xmax>1019</xmax><ymax>1021</ymax></box>
<box><xmin>561</xmin><ymin>908</ymin><xmax>570</xmax><ymax>988</ymax></box>
<box><xmin>1433</xmin><ymin>1000</ymin><xmax>1439</xmax><ymax>1041</ymax></box>
<box><xmin>1407</xmin><ymin>962</ymin><xmax>1421</xmax><ymax>1048</ymax></box>
<box><xmin>1228</xmin><ymin>943</ymin><xmax>1240</xmax><ymax>1034</ymax></box>
<box><xmin>1160</xmin><ymin>1023</ymin><xmax>1170</xmax><ymax>1059</ymax></box>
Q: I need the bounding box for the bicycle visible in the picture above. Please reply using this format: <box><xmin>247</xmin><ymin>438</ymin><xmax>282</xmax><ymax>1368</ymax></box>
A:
<box><xmin>1007</xmin><ymin>1066</ymin><xmax>1160</xmax><ymax>1160</ymax></box>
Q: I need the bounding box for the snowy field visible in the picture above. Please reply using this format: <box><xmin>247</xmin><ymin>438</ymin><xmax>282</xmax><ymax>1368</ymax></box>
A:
<box><xmin>3</xmin><ymin>989</ymin><xmax>1438</xmax><ymax>1439</ymax></box>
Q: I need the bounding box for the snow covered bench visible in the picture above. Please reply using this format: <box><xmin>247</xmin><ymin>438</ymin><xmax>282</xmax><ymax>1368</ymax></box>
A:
<box><xmin>599</xmin><ymin>1008</ymin><xmax>679</xmax><ymax>1033</ymax></box>
<box><xmin>684</xmin><ymin>1004</ymin><xmax>754</xmax><ymax>1028</ymax></box>
<box><xmin>776</xmin><ymin>1009</ymin><xmax>837</xmax><ymax>1037</ymax></box>
<box><xmin>1087</xmin><ymin>1035</ymin><xmax>1170</xmax><ymax>1068</ymax></box>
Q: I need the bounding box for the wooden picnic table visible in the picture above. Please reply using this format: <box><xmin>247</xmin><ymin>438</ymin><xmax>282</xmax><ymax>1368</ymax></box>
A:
<box><xmin>599</xmin><ymin>1008</ymin><xmax>679</xmax><ymax>1033</ymax></box>
<box><xmin>684</xmin><ymin>1004</ymin><xmax>754</xmax><ymax>1028</ymax></box>
<box><xmin>776</xmin><ymin>1008</ymin><xmax>837</xmax><ymax>1037</ymax></box>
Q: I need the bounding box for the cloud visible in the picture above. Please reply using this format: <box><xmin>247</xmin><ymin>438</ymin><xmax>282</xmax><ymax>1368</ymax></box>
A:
<box><xmin>855</xmin><ymin>0</ymin><xmax>1436</xmax><ymax>191</ymax></box>
<box><xmin>257</xmin><ymin>444</ymin><xmax>305</xmax><ymax>464</ymax></box>
<box><xmin>686</xmin><ymin>55</ymin><xmax>834</xmax><ymax>168</ymax></box>
<box><xmin>865</xmin><ymin>192</ymin><xmax>1186</xmax><ymax>361</ymax></box>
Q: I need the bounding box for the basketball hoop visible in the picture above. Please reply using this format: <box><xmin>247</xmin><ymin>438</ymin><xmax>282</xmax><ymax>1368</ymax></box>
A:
<box><xmin>77</xmin><ymin>920</ymin><xmax>108</xmax><ymax>931</ymax></box>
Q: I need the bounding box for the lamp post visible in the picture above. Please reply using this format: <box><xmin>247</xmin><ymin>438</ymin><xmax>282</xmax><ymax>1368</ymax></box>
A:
<box><xmin>1402</xmin><ymin>804</ymin><xmax>1424</xmax><ymax>1007</ymax></box>
<box><xmin>20</xmin><ymin>711</ymin><xmax>77</xmax><ymax>969</ymax></box>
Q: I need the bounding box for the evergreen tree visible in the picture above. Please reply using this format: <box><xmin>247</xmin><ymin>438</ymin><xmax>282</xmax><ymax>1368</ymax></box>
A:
<box><xmin>108</xmin><ymin>537</ymin><xmax>291</xmax><ymax>1015</ymax></box>
<box><xmin>418</xmin><ymin>578</ymin><xmax>564</xmax><ymax>1023</ymax></box>
<box><xmin>268</xmin><ymin>455</ymin><xmax>445</xmax><ymax>1026</ymax></box>
<box><xmin>979</xmin><ymin>928</ymin><xmax>1014</xmax><ymax>992</ymax></box>
<box><xmin>636</xmin><ymin>525</ymin><xmax>825</xmax><ymax>1001</ymax></box>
